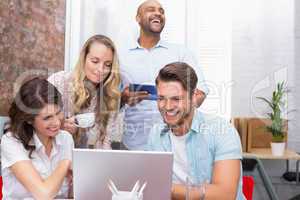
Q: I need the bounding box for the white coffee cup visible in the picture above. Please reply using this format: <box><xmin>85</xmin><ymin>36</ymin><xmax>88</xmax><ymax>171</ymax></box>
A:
<box><xmin>74</xmin><ymin>112</ymin><xmax>95</xmax><ymax>128</ymax></box>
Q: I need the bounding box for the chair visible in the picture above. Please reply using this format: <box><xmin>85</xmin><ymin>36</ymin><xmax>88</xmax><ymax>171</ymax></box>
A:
<box><xmin>0</xmin><ymin>176</ymin><xmax>2</xmax><ymax>199</ymax></box>
<box><xmin>0</xmin><ymin>117</ymin><xmax>7</xmax><ymax>200</ymax></box>
<box><xmin>0</xmin><ymin>116</ymin><xmax>10</xmax><ymax>137</ymax></box>
<box><xmin>243</xmin><ymin>157</ymin><xmax>280</xmax><ymax>200</ymax></box>
<box><xmin>243</xmin><ymin>176</ymin><xmax>254</xmax><ymax>200</ymax></box>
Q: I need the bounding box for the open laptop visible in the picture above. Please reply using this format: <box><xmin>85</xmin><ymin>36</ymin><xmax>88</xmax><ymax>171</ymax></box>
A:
<box><xmin>73</xmin><ymin>149</ymin><xmax>173</xmax><ymax>200</ymax></box>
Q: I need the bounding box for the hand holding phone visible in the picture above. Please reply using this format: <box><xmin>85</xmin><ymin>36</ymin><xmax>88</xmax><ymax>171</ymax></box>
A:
<box><xmin>121</xmin><ymin>85</ymin><xmax>149</xmax><ymax>107</ymax></box>
<box><xmin>129</xmin><ymin>84</ymin><xmax>157</xmax><ymax>100</ymax></box>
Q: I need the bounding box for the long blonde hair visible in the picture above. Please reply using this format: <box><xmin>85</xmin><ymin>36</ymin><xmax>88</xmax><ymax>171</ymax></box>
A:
<box><xmin>72</xmin><ymin>35</ymin><xmax>121</xmax><ymax>143</ymax></box>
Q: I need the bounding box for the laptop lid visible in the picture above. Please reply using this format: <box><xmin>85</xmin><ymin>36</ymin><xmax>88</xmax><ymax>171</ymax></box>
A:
<box><xmin>73</xmin><ymin>149</ymin><xmax>173</xmax><ymax>200</ymax></box>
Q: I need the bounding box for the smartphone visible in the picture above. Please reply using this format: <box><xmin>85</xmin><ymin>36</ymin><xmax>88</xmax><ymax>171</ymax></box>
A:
<box><xmin>129</xmin><ymin>84</ymin><xmax>157</xmax><ymax>100</ymax></box>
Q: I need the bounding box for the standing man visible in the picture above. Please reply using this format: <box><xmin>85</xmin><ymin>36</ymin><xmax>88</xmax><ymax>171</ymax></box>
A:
<box><xmin>119</xmin><ymin>0</ymin><xmax>209</xmax><ymax>150</ymax></box>
<box><xmin>148</xmin><ymin>62</ymin><xmax>245</xmax><ymax>200</ymax></box>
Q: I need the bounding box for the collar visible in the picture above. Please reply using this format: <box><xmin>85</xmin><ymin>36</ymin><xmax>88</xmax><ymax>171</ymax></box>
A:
<box><xmin>190</xmin><ymin>110</ymin><xmax>204</xmax><ymax>133</ymax></box>
<box><xmin>160</xmin><ymin>110</ymin><xmax>204</xmax><ymax>136</ymax></box>
<box><xmin>29</xmin><ymin>131</ymin><xmax>62</xmax><ymax>151</ymax></box>
<box><xmin>129</xmin><ymin>38</ymin><xmax>168</xmax><ymax>50</ymax></box>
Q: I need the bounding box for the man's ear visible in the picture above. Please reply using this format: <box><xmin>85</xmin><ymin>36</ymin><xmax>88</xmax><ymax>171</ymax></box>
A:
<box><xmin>136</xmin><ymin>14</ymin><xmax>141</xmax><ymax>24</ymax></box>
<box><xmin>192</xmin><ymin>89</ymin><xmax>206</xmax><ymax>107</ymax></box>
<box><xmin>191</xmin><ymin>91</ymin><xmax>198</xmax><ymax>107</ymax></box>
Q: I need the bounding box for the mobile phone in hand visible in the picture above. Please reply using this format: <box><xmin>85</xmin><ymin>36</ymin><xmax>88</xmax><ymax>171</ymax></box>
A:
<box><xmin>129</xmin><ymin>84</ymin><xmax>157</xmax><ymax>100</ymax></box>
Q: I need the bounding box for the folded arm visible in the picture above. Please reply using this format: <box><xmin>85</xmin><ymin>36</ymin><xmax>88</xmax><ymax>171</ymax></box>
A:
<box><xmin>10</xmin><ymin>159</ymin><xmax>71</xmax><ymax>200</ymax></box>
<box><xmin>172</xmin><ymin>159</ymin><xmax>241</xmax><ymax>200</ymax></box>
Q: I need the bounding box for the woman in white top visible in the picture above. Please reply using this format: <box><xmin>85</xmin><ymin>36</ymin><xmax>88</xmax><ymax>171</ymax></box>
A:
<box><xmin>1</xmin><ymin>77</ymin><xmax>74</xmax><ymax>199</ymax></box>
<box><xmin>48</xmin><ymin>35</ymin><xmax>121</xmax><ymax>148</ymax></box>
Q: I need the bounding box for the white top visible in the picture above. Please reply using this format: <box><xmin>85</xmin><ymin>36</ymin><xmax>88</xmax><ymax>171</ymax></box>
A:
<box><xmin>1</xmin><ymin>130</ymin><xmax>74</xmax><ymax>199</ymax></box>
<box><xmin>169</xmin><ymin>133</ymin><xmax>189</xmax><ymax>184</ymax></box>
<box><xmin>119</xmin><ymin>39</ymin><xmax>209</xmax><ymax>150</ymax></box>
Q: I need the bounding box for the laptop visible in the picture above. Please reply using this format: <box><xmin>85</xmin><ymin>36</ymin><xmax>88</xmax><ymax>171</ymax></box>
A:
<box><xmin>73</xmin><ymin>149</ymin><xmax>173</xmax><ymax>200</ymax></box>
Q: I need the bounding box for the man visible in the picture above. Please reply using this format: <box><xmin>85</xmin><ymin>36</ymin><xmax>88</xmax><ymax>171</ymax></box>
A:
<box><xmin>119</xmin><ymin>0</ymin><xmax>209</xmax><ymax>150</ymax></box>
<box><xmin>148</xmin><ymin>62</ymin><xmax>245</xmax><ymax>199</ymax></box>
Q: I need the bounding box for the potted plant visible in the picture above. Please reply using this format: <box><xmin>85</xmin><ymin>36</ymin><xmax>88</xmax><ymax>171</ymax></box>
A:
<box><xmin>257</xmin><ymin>81</ymin><xmax>288</xmax><ymax>156</ymax></box>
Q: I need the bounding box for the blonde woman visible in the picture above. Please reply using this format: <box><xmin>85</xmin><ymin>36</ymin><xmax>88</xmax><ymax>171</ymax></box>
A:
<box><xmin>48</xmin><ymin>35</ymin><xmax>121</xmax><ymax>148</ymax></box>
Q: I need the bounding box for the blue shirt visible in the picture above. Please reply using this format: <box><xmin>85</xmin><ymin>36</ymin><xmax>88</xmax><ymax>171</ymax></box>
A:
<box><xmin>147</xmin><ymin>110</ymin><xmax>245</xmax><ymax>200</ymax></box>
<box><xmin>119</xmin><ymin>39</ymin><xmax>209</xmax><ymax>150</ymax></box>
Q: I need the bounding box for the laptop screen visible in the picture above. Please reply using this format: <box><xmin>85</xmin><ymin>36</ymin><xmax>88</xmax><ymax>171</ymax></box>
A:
<box><xmin>73</xmin><ymin>149</ymin><xmax>173</xmax><ymax>200</ymax></box>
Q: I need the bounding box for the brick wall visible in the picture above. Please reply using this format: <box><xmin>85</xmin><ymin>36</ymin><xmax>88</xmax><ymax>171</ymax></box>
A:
<box><xmin>0</xmin><ymin>0</ymin><xmax>66</xmax><ymax>115</ymax></box>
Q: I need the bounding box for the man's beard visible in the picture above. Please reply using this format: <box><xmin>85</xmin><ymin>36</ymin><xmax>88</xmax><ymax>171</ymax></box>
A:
<box><xmin>140</xmin><ymin>21</ymin><xmax>164</xmax><ymax>35</ymax></box>
<box><xmin>164</xmin><ymin>110</ymin><xmax>191</xmax><ymax>129</ymax></box>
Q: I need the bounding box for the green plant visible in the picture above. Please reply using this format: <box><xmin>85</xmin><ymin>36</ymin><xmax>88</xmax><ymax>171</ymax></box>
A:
<box><xmin>257</xmin><ymin>81</ymin><xmax>288</xmax><ymax>142</ymax></box>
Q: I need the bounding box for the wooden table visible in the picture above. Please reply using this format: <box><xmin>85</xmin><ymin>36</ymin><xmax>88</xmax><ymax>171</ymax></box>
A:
<box><xmin>243</xmin><ymin>148</ymin><xmax>300</xmax><ymax>184</ymax></box>
<box><xmin>243</xmin><ymin>148</ymin><xmax>300</xmax><ymax>200</ymax></box>
<box><xmin>244</xmin><ymin>148</ymin><xmax>300</xmax><ymax>160</ymax></box>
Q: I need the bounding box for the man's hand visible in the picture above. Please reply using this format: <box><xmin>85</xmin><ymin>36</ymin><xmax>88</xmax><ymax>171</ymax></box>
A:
<box><xmin>171</xmin><ymin>160</ymin><xmax>241</xmax><ymax>200</ymax></box>
<box><xmin>171</xmin><ymin>184</ymin><xmax>201</xmax><ymax>200</ymax></box>
<box><xmin>121</xmin><ymin>86</ymin><xmax>150</xmax><ymax>107</ymax></box>
<box><xmin>171</xmin><ymin>184</ymin><xmax>185</xmax><ymax>200</ymax></box>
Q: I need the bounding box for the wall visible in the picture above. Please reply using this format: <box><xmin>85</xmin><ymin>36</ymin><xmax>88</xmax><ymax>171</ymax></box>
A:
<box><xmin>64</xmin><ymin>0</ymin><xmax>186</xmax><ymax>71</ymax></box>
<box><xmin>0</xmin><ymin>0</ymin><xmax>66</xmax><ymax>115</ymax></box>
<box><xmin>186</xmin><ymin>0</ymin><xmax>232</xmax><ymax>118</ymax></box>
<box><xmin>232</xmin><ymin>3</ymin><xmax>299</xmax><ymax>199</ymax></box>
<box><xmin>293</xmin><ymin>0</ymin><xmax>300</xmax><ymax>150</ymax></box>
<box><xmin>65</xmin><ymin>0</ymin><xmax>233</xmax><ymax>118</ymax></box>
<box><xmin>231</xmin><ymin>0</ymin><xmax>297</xmax><ymax>150</ymax></box>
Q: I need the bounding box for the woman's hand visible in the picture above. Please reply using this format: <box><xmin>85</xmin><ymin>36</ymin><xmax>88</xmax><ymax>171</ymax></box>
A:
<box><xmin>67</xmin><ymin>169</ymin><xmax>73</xmax><ymax>198</ymax></box>
<box><xmin>63</xmin><ymin>116</ymin><xmax>78</xmax><ymax>135</ymax></box>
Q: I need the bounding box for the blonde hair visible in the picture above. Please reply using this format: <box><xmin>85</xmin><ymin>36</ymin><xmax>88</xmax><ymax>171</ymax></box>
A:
<box><xmin>72</xmin><ymin>35</ymin><xmax>121</xmax><ymax>144</ymax></box>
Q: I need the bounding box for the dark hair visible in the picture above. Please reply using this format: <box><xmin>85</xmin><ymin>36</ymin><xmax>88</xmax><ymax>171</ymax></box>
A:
<box><xmin>8</xmin><ymin>77</ymin><xmax>63</xmax><ymax>157</ymax></box>
<box><xmin>155</xmin><ymin>62</ymin><xmax>198</xmax><ymax>94</ymax></box>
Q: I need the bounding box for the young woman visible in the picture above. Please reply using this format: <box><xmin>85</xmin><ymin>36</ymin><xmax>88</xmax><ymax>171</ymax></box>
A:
<box><xmin>48</xmin><ymin>34</ymin><xmax>121</xmax><ymax>148</ymax></box>
<box><xmin>1</xmin><ymin>78</ymin><xmax>74</xmax><ymax>199</ymax></box>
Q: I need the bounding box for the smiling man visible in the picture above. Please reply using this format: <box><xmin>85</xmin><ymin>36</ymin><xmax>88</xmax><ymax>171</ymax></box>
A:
<box><xmin>119</xmin><ymin>0</ymin><xmax>209</xmax><ymax>150</ymax></box>
<box><xmin>147</xmin><ymin>62</ymin><xmax>245</xmax><ymax>200</ymax></box>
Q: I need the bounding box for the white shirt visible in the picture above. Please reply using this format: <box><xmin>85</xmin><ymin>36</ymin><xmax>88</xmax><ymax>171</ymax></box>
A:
<box><xmin>119</xmin><ymin>39</ymin><xmax>209</xmax><ymax>150</ymax></box>
<box><xmin>1</xmin><ymin>130</ymin><xmax>74</xmax><ymax>199</ymax></box>
<box><xmin>169</xmin><ymin>133</ymin><xmax>189</xmax><ymax>184</ymax></box>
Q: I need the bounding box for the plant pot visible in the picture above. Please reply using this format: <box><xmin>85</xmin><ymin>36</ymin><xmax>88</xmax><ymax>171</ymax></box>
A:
<box><xmin>271</xmin><ymin>142</ymin><xmax>285</xmax><ymax>156</ymax></box>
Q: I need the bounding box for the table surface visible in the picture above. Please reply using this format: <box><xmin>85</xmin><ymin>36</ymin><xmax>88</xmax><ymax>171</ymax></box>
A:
<box><xmin>243</xmin><ymin>148</ymin><xmax>300</xmax><ymax>160</ymax></box>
